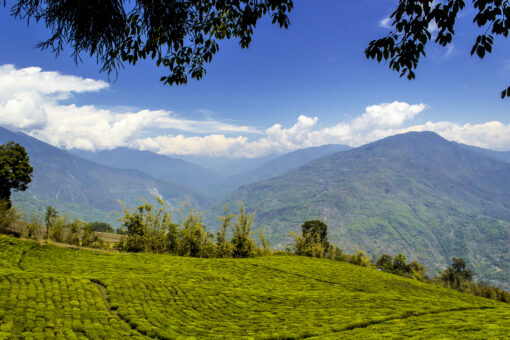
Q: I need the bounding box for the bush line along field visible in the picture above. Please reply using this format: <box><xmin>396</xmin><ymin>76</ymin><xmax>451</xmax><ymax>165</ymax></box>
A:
<box><xmin>1</xmin><ymin>235</ymin><xmax>510</xmax><ymax>339</ymax></box>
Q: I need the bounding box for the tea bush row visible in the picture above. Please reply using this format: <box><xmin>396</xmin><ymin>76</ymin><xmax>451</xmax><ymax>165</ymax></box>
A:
<box><xmin>0</xmin><ymin>272</ymin><xmax>142</xmax><ymax>339</ymax></box>
<box><xmin>2</xmin><ymin>235</ymin><xmax>510</xmax><ymax>339</ymax></box>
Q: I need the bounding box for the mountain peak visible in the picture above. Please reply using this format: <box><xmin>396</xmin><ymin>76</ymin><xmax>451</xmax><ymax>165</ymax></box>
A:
<box><xmin>372</xmin><ymin>131</ymin><xmax>447</xmax><ymax>147</ymax></box>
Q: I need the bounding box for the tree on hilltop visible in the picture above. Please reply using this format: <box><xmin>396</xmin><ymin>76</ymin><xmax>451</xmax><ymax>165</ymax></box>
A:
<box><xmin>0</xmin><ymin>142</ymin><xmax>33</xmax><ymax>209</ymax></box>
<box><xmin>289</xmin><ymin>220</ymin><xmax>329</xmax><ymax>258</ymax></box>
<box><xmin>440</xmin><ymin>257</ymin><xmax>473</xmax><ymax>289</ymax></box>
<box><xmin>44</xmin><ymin>206</ymin><xmax>58</xmax><ymax>241</ymax></box>
<box><xmin>301</xmin><ymin>220</ymin><xmax>329</xmax><ymax>250</ymax></box>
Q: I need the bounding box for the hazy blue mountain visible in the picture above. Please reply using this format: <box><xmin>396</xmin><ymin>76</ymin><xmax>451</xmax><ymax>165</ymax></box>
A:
<box><xmin>221</xmin><ymin>131</ymin><xmax>510</xmax><ymax>289</ymax></box>
<box><xmin>210</xmin><ymin>144</ymin><xmax>351</xmax><ymax>198</ymax></box>
<box><xmin>176</xmin><ymin>154</ymin><xmax>280</xmax><ymax>177</ymax></box>
<box><xmin>71</xmin><ymin>147</ymin><xmax>222</xmax><ymax>192</ymax></box>
<box><xmin>0</xmin><ymin>127</ymin><xmax>210</xmax><ymax>225</ymax></box>
<box><xmin>457</xmin><ymin>143</ymin><xmax>510</xmax><ymax>163</ymax></box>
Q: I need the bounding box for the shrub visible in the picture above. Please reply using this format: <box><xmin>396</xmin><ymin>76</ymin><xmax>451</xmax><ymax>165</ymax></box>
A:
<box><xmin>350</xmin><ymin>250</ymin><xmax>371</xmax><ymax>267</ymax></box>
<box><xmin>231</xmin><ymin>203</ymin><xmax>256</xmax><ymax>258</ymax></box>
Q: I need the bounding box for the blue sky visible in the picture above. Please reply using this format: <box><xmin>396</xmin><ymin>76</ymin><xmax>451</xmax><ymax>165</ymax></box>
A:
<box><xmin>1</xmin><ymin>0</ymin><xmax>510</xmax><ymax>157</ymax></box>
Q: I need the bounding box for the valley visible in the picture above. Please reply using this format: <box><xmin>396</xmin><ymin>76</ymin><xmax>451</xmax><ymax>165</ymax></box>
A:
<box><xmin>2</xmin><ymin>127</ymin><xmax>510</xmax><ymax>290</ymax></box>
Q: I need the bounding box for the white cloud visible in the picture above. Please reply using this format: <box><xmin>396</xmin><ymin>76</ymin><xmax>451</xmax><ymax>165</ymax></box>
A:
<box><xmin>137</xmin><ymin>102</ymin><xmax>428</xmax><ymax>157</ymax></box>
<box><xmin>2</xmin><ymin>64</ymin><xmax>510</xmax><ymax>158</ymax></box>
<box><xmin>135</xmin><ymin>103</ymin><xmax>510</xmax><ymax>157</ymax></box>
<box><xmin>397</xmin><ymin>121</ymin><xmax>510</xmax><ymax>150</ymax></box>
<box><xmin>351</xmin><ymin>102</ymin><xmax>425</xmax><ymax>130</ymax></box>
<box><xmin>137</xmin><ymin>134</ymin><xmax>248</xmax><ymax>157</ymax></box>
<box><xmin>0</xmin><ymin>64</ymin><xmax>258</xmax><ymax>151</ymax></box>
<box><xmin>428</xmin><ymin>21</ymin><xmax>439</xmax><ymax>34</ymax></box>
<box><xmin>0</xmin><ymin>64</ymin><xmax>108</xmax><ymax>130</ymax></box>
<box><xmin>445</xmin><ymin>44</ymin><xmax>455</xmax><ymax>57</ymax></box>
<box><xmin>379</xmin><ymin>16</ymin><xmax>392</xmax><ymax>29</ymax></box>
<box><xmin>379</xmin><ymin>10</ymin><xmax>439</xmax><ymax>33</ymax></box>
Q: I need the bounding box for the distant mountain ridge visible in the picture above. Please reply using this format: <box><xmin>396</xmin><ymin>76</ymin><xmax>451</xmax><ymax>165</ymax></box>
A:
<box><xmin>73</xmin><ymin>144</ymin><xmax>352</xmax><ymax>199</ymax></box>
<box><xmin>71</xmin><ymin>147</ymin><xmax>222</xmax><ymax>192</ymax></box>
<box><xmin>3</xmin><ymin>126</ymin><xmax>510</xmax><ymax>288</ymax></box>
<box><xmin>209</xmin><ymin>144</ymin><xmax>351</xmax><ymax>198</ymax></box>
<box><xmin>222</xmin><ymin>131</ymin><xmax>510</xmax><ymax>289</ymax></box>
<box><xmin>176</xmin><ymin>153</ymin><xmax>280</xmax><ymax>177</ymax></box>
<box><xmin>0</xmin><ymin>127</ymin><xmax>210</xmax><ymax>224</ymax></box>
<box><xmin>457</xmin><ymin>142</ymin><xmax>510</xmax><ymax>163</ymax></box>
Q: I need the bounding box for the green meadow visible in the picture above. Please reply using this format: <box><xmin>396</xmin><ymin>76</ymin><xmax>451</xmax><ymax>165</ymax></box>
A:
<box><xmin>1</xmin><ymin>235</ymin><xmax>509</xmax><ymax>339</ymax></box>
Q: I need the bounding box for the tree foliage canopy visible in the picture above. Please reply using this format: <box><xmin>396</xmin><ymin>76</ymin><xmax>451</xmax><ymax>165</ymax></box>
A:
<box><xmin>289</xmin><ymin>220</ymin><xmax>331</xmax><ymax>258</ymax></box>
<box><xmin>366</xmin><ymin>0</ymin><xmax>510</xmax><ymax>98</ymax></box>
<box><xmin>0</xmin><ymin>142</ymin><xmax>33</xmax><ymax>208</ymax></box>
<box><xmin>8</xmin><ymin>0</ymin><xmax>293</xmax><ymax>85</ymax></box>
<box><xmin>301</xmin><ymin>220</ymin><xmax>328</xmax><ymax>249</ymax></box>
<box><xmin>440</xmin><ymin>257</ymin><xmax>473</xmax><ymax>288</ymax></box>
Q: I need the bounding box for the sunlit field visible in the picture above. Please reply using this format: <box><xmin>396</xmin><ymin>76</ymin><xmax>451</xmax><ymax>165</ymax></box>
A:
<box><xmin>1</xmin><ymin>235</ymin><xmax>509</xmax><ymax>339</ymax></box>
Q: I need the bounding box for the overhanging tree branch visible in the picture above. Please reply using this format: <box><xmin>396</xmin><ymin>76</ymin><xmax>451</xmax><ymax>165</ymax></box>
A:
<box><xmin>6</xmin><ymin>0</ymin><xmax>293</xmax><ymax>85</ymax></box>
<box><xmin>366</xmin><ymin>0</ymin><xmax>510</xmax><ymax>98</ymax></box>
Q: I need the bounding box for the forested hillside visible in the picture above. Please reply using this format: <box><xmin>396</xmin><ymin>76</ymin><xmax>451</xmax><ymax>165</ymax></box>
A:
<box><xmin>3</xmin><ymin>126</ymin><xmax>510</xmax><ymax>289</ymax></box>
<box><xmin>210</xmin><ymin>144</ymin><xmax>351</xmax><ymax>198</ymax></box>
<box><xmin>0</xmin><ymin>127</ymin><xmax>210</xmax><ymax>224</ymax></box>
<box><xmin>72</xmin><ymin>147</ymin><xmax>222</xmax><ymax>192</ymax></box>
<box><xmin>223</xmin><ymin>132</ymin><xmax>510</xmax><ymax>289</ymax></box>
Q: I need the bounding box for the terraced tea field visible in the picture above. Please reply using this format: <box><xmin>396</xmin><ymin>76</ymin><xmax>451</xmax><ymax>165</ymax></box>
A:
<box><xmin>1</xmin><ymin>235</ymin><xmax>509</xmax><ymax>339</ymax></box>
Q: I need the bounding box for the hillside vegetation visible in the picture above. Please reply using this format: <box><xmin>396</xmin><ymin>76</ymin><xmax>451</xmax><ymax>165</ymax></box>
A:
<box><xmin>224</xmin><ymin>132</ymin><xmax>510</xmax><ymax>289</ymax></box>
<box><xmin>0</xmin><ymin>127</ymin><xmax>210</xmax><ymax>225</ymax></box>
<box><xmin>209</xmin><ymin>144</ymin><xmax>351</xmax><ymax>198</ymax></box>
<box><xmin>3</xmin><ymin>127</ymin><xmax>510</xmax><ymax>291</ymax></box>
<box><xmin>72</xmin><ymin>147</ymin><xmax>222</xmax><ymax>193</ymax></box>
<box><xmin>1</xmin><ymin>235</ymin><xmax>509</xmax><ymax>339</ymax></box>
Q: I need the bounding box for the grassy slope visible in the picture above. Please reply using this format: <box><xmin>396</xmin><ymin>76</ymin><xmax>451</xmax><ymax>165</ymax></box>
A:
<box><xmin>1</xmin><ymin>235</ymin><xmax>509</xmax><ymax>339</ymax></box>
<box><xmin>221</xmin><ymin>132</ymin><xmax>510</xmax><ymax>289</ymax></box>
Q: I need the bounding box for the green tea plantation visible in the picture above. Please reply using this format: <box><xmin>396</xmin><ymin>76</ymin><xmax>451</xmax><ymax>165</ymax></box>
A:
<box><xmin>1</xmin><ymin>235</ymin><xmax>509</xmax><ymax>339</ymax></box>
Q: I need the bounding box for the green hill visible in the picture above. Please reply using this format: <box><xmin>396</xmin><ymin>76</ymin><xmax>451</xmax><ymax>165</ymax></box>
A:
<box><xmin>1</xmin><ymin>235</ymin><xmax>509</xmax><ymax>338</ymax></box>
<box><xmin>222</xmin><ymin>131</ymin><xmax>510</xmax><ymax>289</ymax></box>
<box><xmin>0</xmin><ymin>127</ymin><xmax>211</xmax><ymax>225</ymax></box>
<box><xmin>210</xmin><ymin>144</ymin><xmax>351</xmax><ymax>198</ymax></box>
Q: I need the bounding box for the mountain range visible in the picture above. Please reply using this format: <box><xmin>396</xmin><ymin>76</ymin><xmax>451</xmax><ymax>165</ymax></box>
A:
<box><xmin>208</xmin><ymin>144</ymin><xmax>351</xmax><ymax>197</ymax></box>
<box><xmin>2</xmin><ymin>126</ymin><xmax>510</xmax><ymax>289</ymax></box>
<box><xmin>71</xmin><ymin>142</ymin><xmax>351</xmax><ymax>198</ymax></box>
<box><xmin>71</xmin><ymin>147</ymin><xmax>222</xmax><ymax>192</ymax></box>
<box><xmin>0</xmin><ymin>127</ymin><xmax>210</xmax><ymax>225</ymax></box>
<box><xmin>221</xmin><ymin>132</ymin><xmax>510</xmax><ymax>288</ymax></box>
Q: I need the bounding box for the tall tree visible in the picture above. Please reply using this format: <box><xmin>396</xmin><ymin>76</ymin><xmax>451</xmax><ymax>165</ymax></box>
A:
<box><xmin>301</xmin><ymin>220</ymin><xmax>329</xmax><ymax>250</ymax></box>
<box><xmin>440</xmin><ymin>257</ymin><xmax>473</xmax><ymax>289</ymax></box>
<box><xmin>8</xmin><ymin>0</ymin><xmax>293</xmax><ymax>85</ymax></box>
<box><xmin>0</xmin><ymin>142</ymin><xmax>33</xmax><ymax>209</ymax></box>
<box><xmin>289</xmin><ymin>220</ymin><xmax>329</xmax><ymax>258</ymax></box>
<box><xmin>366</xmin><ymin>0</ymin><xmax>510</xmax><ymax>98</ymax></box>
<box><xmin>231</xmin><ymin>202</ymin><xmax>256</xmax><ymax>258</ymax></box>
<box><xmin>44</xmin><ymin>205</ymin><xmax>58</xmax><ymax>241</ymax></box>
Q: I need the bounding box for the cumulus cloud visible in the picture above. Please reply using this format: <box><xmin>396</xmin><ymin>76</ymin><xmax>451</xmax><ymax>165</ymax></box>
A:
<box><xmin>137</xmin><ymin>134</ymin><xmax>249</xmax><ymax>157</ymax></box>
<box><xmin>137</xmin><ymin>102</ymin><xmax>428</xmax><ymax>157</ymax></box>
<box><xmin>0</xmin><ymin>64</ymin><xmax>108</xmax><ymax>130</ymax></box>
<box><xmin>0</xmin><ymin>64</ymin><xmax>258</xmax><ymax>150</ymax></box>
<box><xmin>397</xmin><ymin>121</ymin><xmax>510</xmax><ymax>150</ymax></box>
<box><xmin>137</xmin><ymin>102</ymin><xmax>510</xmax><ymax>157</ymax></box>
<box><xmin>2</xmin><ymin>64</ymin><xmax>510</xmax><ymax>158</ymax></box>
